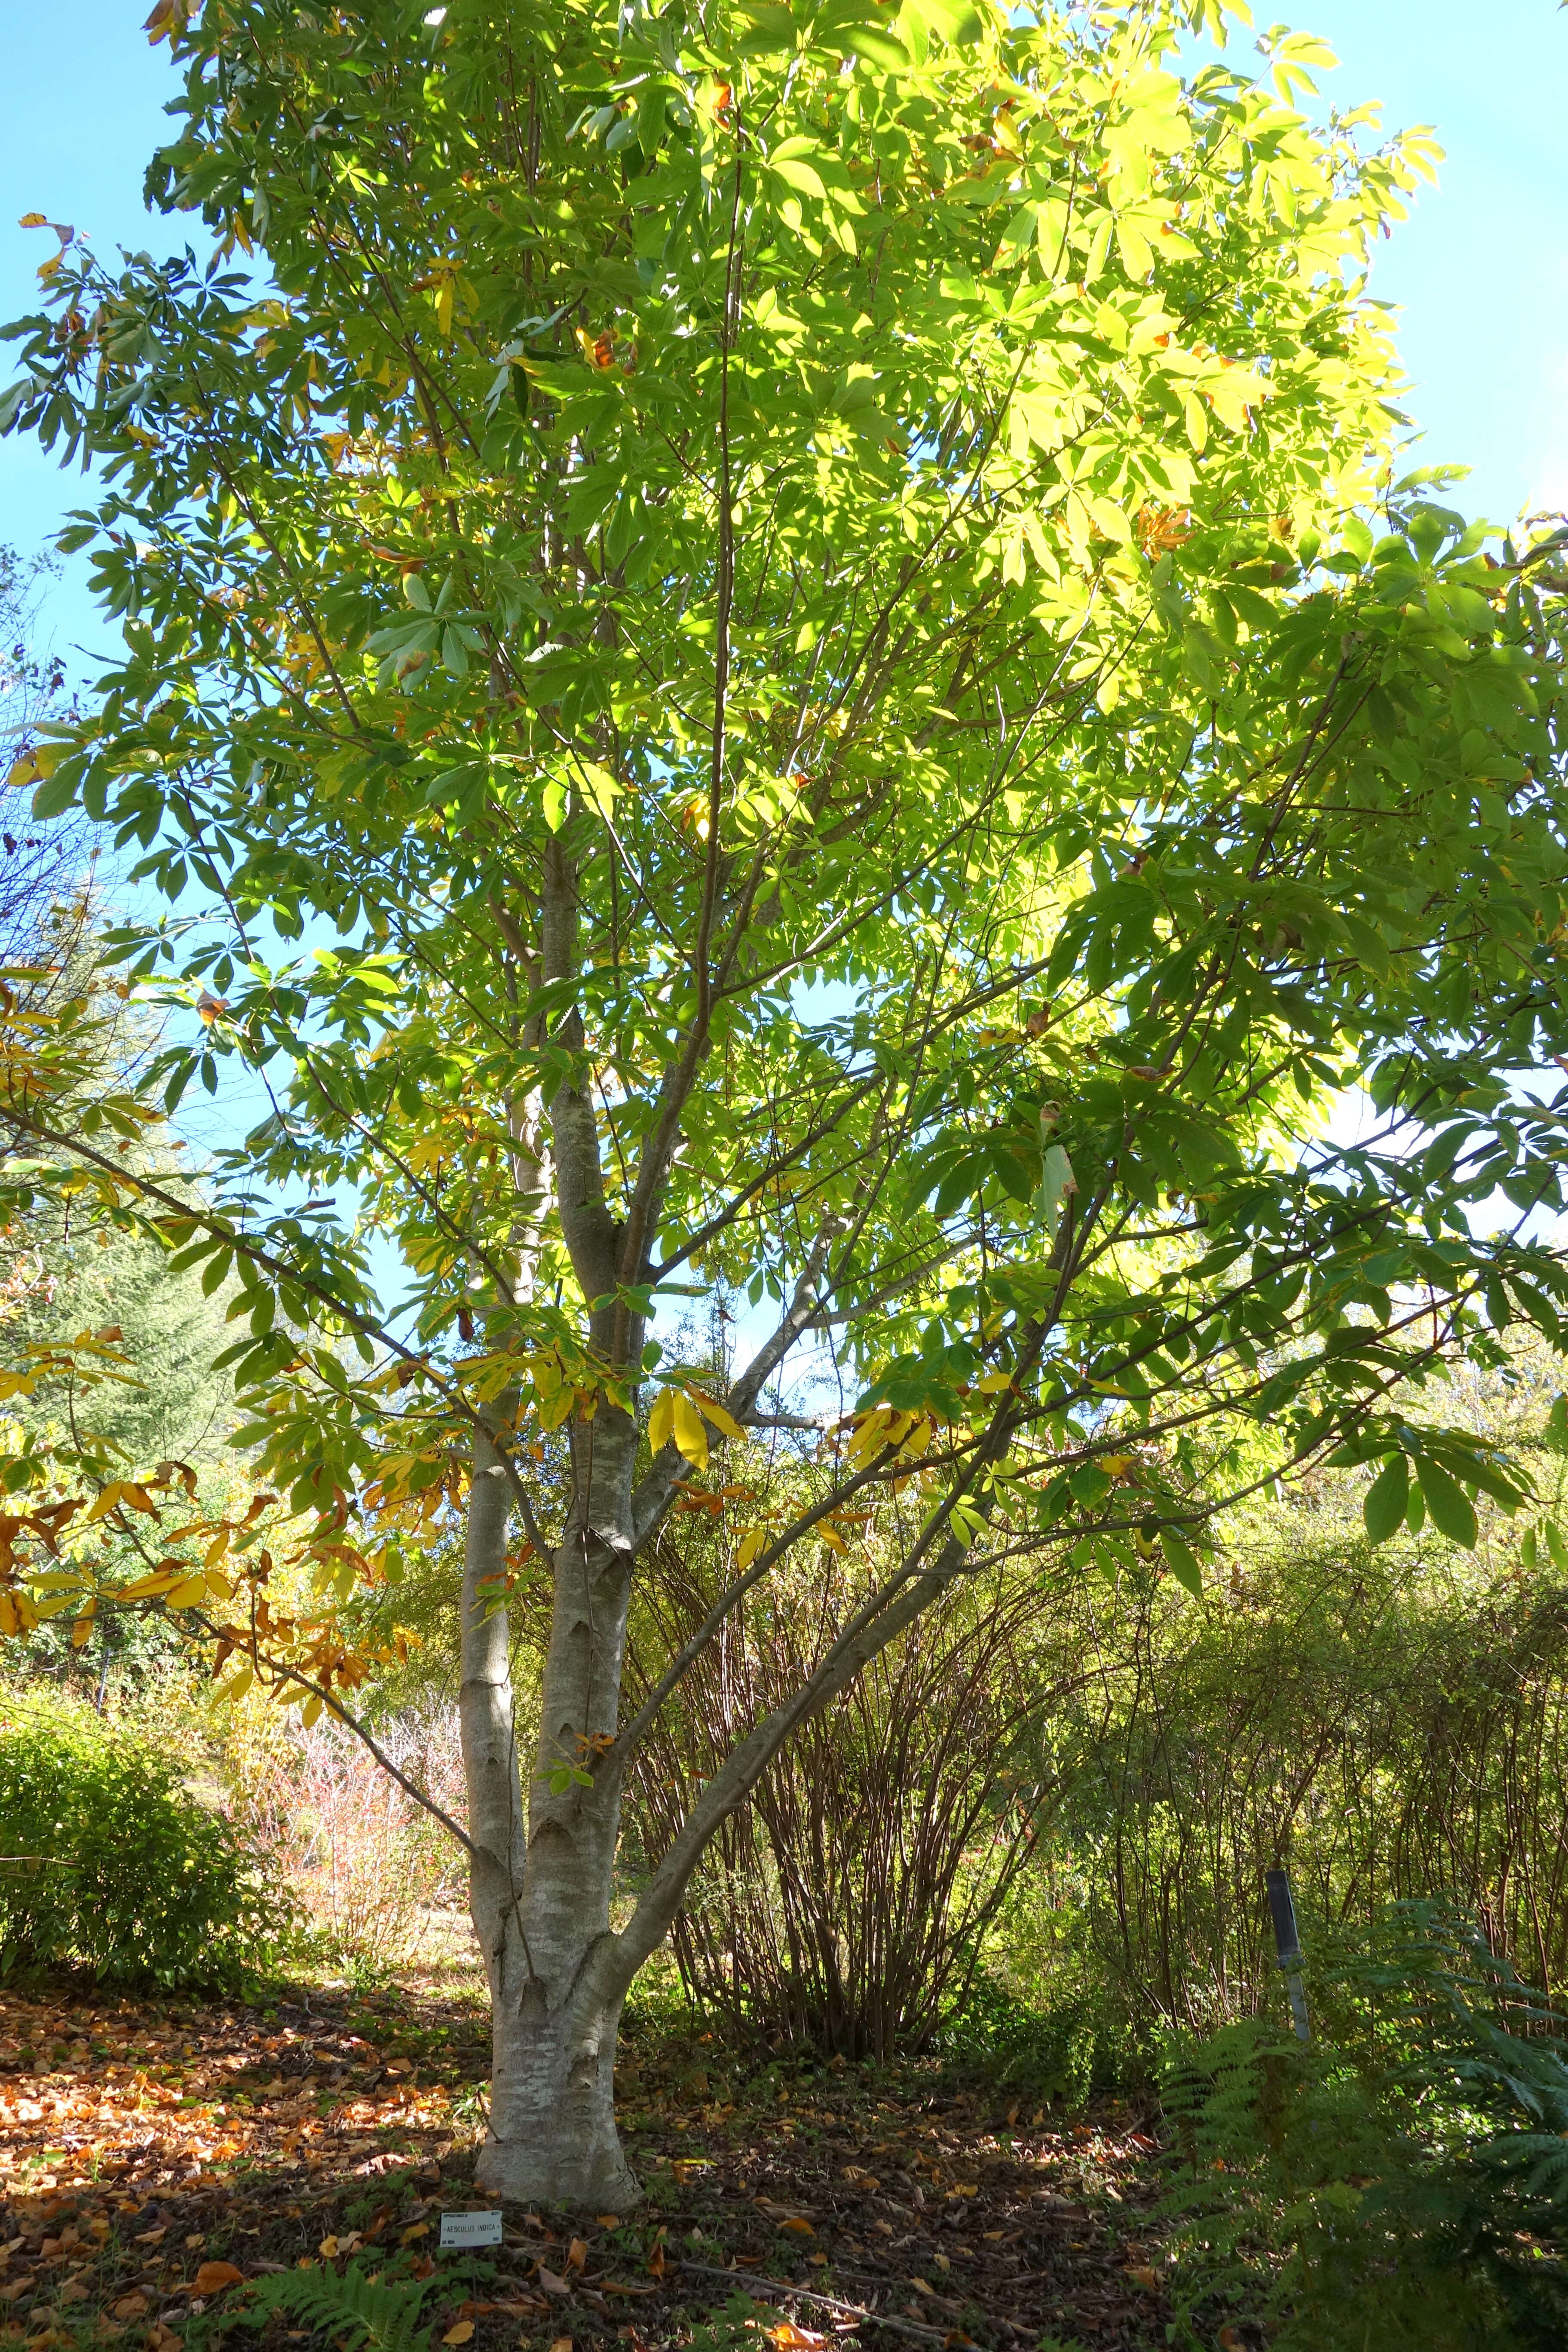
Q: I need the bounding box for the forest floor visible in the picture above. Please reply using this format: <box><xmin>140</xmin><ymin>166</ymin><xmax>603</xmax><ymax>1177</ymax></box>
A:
<box><xmin>0</xmin><ymin>1972</ymin><xmax>1182</xmax><ymax>2352</ymax></box>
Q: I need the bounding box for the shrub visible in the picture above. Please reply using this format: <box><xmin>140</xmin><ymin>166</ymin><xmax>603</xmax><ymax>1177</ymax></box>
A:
<box><xmin>224</xmin><ymin>1706</ymin><xmax>467</xmax><ymax>1977</ymax></box>
<box><xmin>932</xmin><ymin>1969</ymin><xmax>1150</xmax><ymax>2109</ymax></box>
<box><xmin>625</xmin><ymin>1544</ymin><xmax>1052</xmax><ymax>2060</ymax></box>
<box><xmin>1158</xmin><ymin>1902</ymin><xmax>1568</xmax><ymax>2351</ymax></box>
<box><xmin>0</xmin><ymin>1687</ymin><xmax>294</xmax><ymax>1988</ymax></box>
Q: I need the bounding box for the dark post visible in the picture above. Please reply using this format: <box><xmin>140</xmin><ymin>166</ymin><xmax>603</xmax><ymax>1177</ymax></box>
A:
<box><xmin>1265</xmin><ymin>1866</ymin><xmax>1311</xmax><ymax>2044</ymax></box>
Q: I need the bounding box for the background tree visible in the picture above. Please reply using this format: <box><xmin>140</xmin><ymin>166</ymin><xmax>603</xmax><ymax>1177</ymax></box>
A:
<box><xmin>0</xmin><ymin>543</ymin><xmax>85</xmax><ymax>963</ymax></box>
<box><xmin>1</xmin><ymin>0</ymin><xmax>1567</xmax><ymax>2208</ymax></box>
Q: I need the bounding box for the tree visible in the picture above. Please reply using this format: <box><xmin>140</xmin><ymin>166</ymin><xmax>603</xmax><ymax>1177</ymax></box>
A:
<box><xmin>0</xmin><ymin>543</ymin><xmax>85</xmax><ymax>962</ymax></box>
<box><xmin>2</xmin><ymin>0</ymin><xmax>1567</xmax><ymax>2206</ymax></box>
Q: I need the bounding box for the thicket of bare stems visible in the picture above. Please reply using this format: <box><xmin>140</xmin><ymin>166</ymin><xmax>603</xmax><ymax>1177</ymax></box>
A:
<box><xmin>228</xmin><ymin>1707</ymin><xmax>468</xmax><ymax>1974</ymax></box>
<box><xmin>622</xmin><ymin>1540</ymin><xmax>1064</xmax><ymax>2061</ymax></box>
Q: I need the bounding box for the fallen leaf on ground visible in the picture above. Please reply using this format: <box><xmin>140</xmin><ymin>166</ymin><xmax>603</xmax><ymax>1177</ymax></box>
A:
<box><xmin>1124</xmin><ymin>2266</ymin><xmax>1161</xmax><ymax>2292</ymax></box>
<box><xmin>194</xmin><ymin>2262</ymin><xmax>244</xmax><ymax>2294</ymax></box>
<box><xmin>112</xmin><ymin>2293</ymin><xmax>150</xmax><ymax>2320</ymax></box>
<box><xmin>547</xmin><ymin>2338</ymin><xmax>573</xmax><ymax>2352</ymax></box>
<box><xmin>779</xmin><ymin>2216</ymin><xmax>815</xmax><ymax>2236</ymax></box>
<box><xmin>442</xmin><ymin>2325</ymin><xmax>474</xmax><ymax>2346</ymax></box>
<box><xmin>767</xmin><ymin>2326</ymin><xmax>824</xmax><ymax>2350</ymax></box>
<box><xmin>536</xmin><ymin>2267</ymin><xmax>570</xmax><ymax>2296</ymax></box>
<box><xmin>566</xmin><ymin>2238</ymin><xmax>587</xmax><ymax>2272</ymax></box>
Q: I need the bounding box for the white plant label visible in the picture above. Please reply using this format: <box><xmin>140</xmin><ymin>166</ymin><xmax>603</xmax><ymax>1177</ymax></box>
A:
<box><xmin>439</xmin><ymin>2210</ymin><xmax>504</xmax><ymax>2249</ymax></box>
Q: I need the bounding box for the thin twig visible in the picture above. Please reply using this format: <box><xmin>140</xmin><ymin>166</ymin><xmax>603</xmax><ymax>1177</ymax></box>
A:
<box><xmin>675</xmin><ymin>2261</ymin><xmax>951</xmax><ymax>2345</ymax></box>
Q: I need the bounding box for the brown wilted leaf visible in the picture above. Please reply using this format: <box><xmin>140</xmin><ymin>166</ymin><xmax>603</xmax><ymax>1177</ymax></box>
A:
<box><xmin>779</xmin><ymin>2216</ymin><xmax>815</xmax><ymax>2236</ymax></box>
<box><xmin>565</xmin><ymin>2238</ymin><xmax>587</xmax><ymax>2273</ymax></box>
<box><xmin>536</xmin><ymin>2267</ymin><xmax>570</xmax><ymax>2296</ymax></box>
<box><xmin>766</xmin><ymin>2325</ymin><xmax>824</xmax><ymax>2350</ymax></box>
<box><xmin>193</xmin><ymin>2262</ymin><xmax>244</xmax><ymax>2295</ymax></box>
<box><xmin>113</xmin><ymin>2293</ymin><xmax>150</xmax><ymax>2321</ymax></box>
<box><xmin>1124</xmin><ymin>2265</ymin><xmax>1161</xmax><ymax>2292</ymax></box>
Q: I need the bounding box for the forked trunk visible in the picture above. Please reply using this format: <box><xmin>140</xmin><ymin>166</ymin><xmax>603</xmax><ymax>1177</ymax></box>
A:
<box><xmin>477</xmin><ymin>1910</ymin><xmax>635</xmax><ymax>2207</ymax></box>
<box><xmin>460</xmin><ymin>1412</ymin><xmax>643</xmax><ymax>2207</ymax></box>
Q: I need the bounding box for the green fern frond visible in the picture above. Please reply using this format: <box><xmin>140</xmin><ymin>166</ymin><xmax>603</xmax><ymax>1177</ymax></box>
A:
<box><xmin>238</xmin><ymin>2258</ymin><xmax>435</xmax><ymax>2352</ymax></box>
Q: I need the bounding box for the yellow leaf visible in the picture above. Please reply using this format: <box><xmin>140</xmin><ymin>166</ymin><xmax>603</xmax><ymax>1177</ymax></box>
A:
<box><xmin>845</xmin><ymin>1406</ymin><xmax>896</xmax><ymax>1467</ymax></box>
<box><xmin>18</xmin><ymin>213</ymin><xmax>49</xmax><ymax>228</ymax></box>
<box><xmin>70</xmin><ymin>1612</ymin><xmax>95</xmax><ymax>1648</ymax></box>
<box><xmin>538</xmin><ymin>1385</ymin><xmax>576</xmax><ymax>1431</ymax></box>
<box><xmin>118</xmin><ymin>1568</ymin><xmax>184</xmax><ymax>1599</ymax></box>
<box><xmin>648</xmin><ymin>1387</ymin><xmax>676</xmax><ymax>1455</ymax></box>
<box><xmin>778</xmin><ymin>2216</ymin><xmax>815</xmax><ymax>2236</ymax></box>
<box><xmin>211</xmin><ymin>1664</ymin><xmax>254</xmax><ymax>1708</ymax></box>
<box><xmin>435</xmin><ymin>280</ymin><xmax>455</xmax><ymax>340</ymax></box>
<box><xmin>85</xmin><ymin>1479</ymin><xmax>159</xmax><ymax>1525</ymax></box>
<box><xmin>3</xmin><ymin>747</ymin><xmax>58</xmax><ymax>793</ymax></box>
<box><xmin>300</xmin><ymin>1694</ymin><xmax>324</xmax><ymax>1728</ymax></box>
<box><xmin>442</xmin><ymin>2327</ymin><xmax>474</xmax><ymax>2346</ymax></box>
<box><xmin>974</xmin><ymin>1371</ymin><xmax>1014</xmax><ymax>1393</ymax></box>
<box><xmin>165</xmin><ymin>1574</ymin><xmax>206</xmax><ymax>1607</ymax></box>
<box><xmin>735</xmin><ymin>1526</ymin><xmax>767</xmax><ymax>1570</ymax></box>
<box><xmin>686</xmin><ymin>1385</ymin><xmax>744</xmax><ymax>1442</ymax></box>
<box><xmin>671</xmin><ymin>1390</ymin><xmax>708</xmax><ymax>1471</ymax></box>
<box><xmin>204</xmin><ymin>1528</ymin><xmax>230</xmax><ymax>1568</ymax></box>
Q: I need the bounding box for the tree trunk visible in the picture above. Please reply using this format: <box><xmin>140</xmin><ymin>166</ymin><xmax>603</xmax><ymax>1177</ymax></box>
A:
<box><xmin>461</xmin><ymin>1408</ymin><xmax>643</xmax><ymax>2208</ymax></box>
<box><xmin>477</xmin><ymin>1909</ymin><xmax>637</xmax><ymax>2208</ymax></box>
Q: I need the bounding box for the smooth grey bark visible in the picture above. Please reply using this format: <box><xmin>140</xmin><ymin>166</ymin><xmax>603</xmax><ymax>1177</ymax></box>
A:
<box><xmin>461</xmin><ymin>1410</ymin><xmax>644</xmax><ymax>2208</ymax></box>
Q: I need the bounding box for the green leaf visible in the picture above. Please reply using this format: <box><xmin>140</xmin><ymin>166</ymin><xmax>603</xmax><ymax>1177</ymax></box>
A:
<box><xmin>1160</xmin><ymin>1525</ymin><xmax>1203</xmax><ymax>1596</ymax></box>
<box><xmin>1363</xmin><ymin>1452</ymin><xmax>1408</xmax><ymax>1544</ymax></box>
<box><xmin>1416</xmin><ymin>1456</ymin><xmax>1478</xmax><ymax>1549</ymax></box>
<box><xmin>1036</xmin><ymin>1143</ymin><xmax>1076</xmax><ymax>1238</ymax></box>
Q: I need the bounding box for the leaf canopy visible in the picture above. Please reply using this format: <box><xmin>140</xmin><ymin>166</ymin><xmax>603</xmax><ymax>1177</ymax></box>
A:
<box><xmin>0</xmin><ymin>0</ymin><xmax>1565</xmax><ymax>1670</ymax></box>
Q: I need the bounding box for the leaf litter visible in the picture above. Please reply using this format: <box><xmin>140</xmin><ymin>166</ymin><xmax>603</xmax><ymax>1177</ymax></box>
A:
<box><xmin>0</xmin><ymin>1981</ymin><xmax>1178</xmax><ymax>2351</ymax></box>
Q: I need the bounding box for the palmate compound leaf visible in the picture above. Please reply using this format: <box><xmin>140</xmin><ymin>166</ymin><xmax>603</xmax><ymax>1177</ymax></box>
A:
<box><xmin>1363</xmin><ymin>1452</ymin><xmax>1409</xmax><ymax>1545</ymax></box>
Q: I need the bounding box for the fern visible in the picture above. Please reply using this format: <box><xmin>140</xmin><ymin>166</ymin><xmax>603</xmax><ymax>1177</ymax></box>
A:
<box><xmin>235</xmin><ymin>2258</ymin><xmax>435</xmax><ymax>2352</ymax></box>
<box><xmin>1158</xmin><ymin>1902</ymin><xmax>1568</xmax><ymax>2352</ymax></box>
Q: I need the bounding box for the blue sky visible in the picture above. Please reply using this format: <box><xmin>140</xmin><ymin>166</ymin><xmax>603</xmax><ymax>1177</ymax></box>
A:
<box><xmin>2</xmin><ymin>0</ymin><xmax>1565</xmax><ymax>668</ymax></box>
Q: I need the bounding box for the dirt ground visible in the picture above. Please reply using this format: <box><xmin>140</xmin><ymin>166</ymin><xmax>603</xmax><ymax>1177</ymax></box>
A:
<box><xmin>0</xmin><ymin>1975</ymin><xmax>1179</xmax><ymax>2352</ymax></box>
